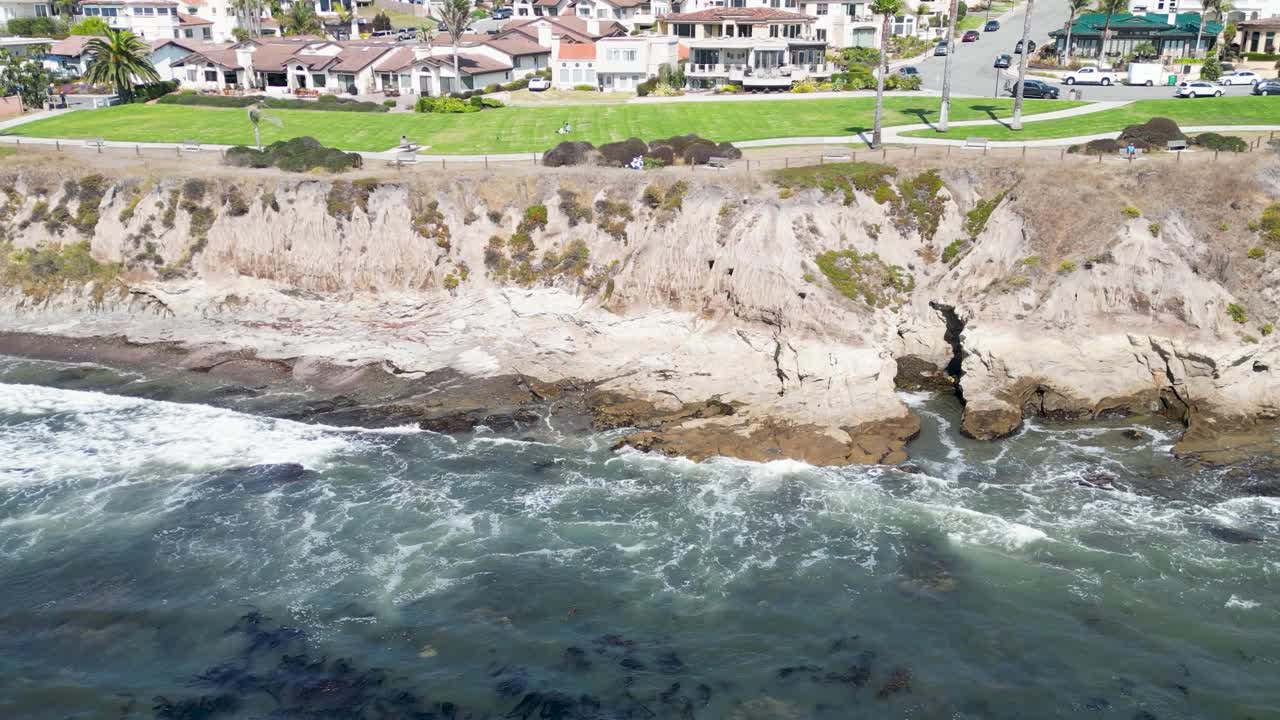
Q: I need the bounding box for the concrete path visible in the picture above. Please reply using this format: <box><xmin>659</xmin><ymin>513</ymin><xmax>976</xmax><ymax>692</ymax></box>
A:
<box><xmin>0</xmin><ymin>109</ymin><xmax>72</xmax><ymax>132</ymax></box>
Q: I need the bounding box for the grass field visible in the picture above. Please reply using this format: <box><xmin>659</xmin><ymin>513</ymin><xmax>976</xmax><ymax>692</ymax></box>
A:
<box><xmin>2</xmin><ymin>97</ymin><xmax>1081</xmax><ymax>154</ymax></box>
<box><xmin>901</xmin><ymin>96</ymin><xmax>1280</xmax><ymax>141</ymax></box>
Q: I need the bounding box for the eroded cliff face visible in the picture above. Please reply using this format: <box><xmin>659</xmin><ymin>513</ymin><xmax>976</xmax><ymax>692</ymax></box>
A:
<box><xmin>2</xmin><ymin>155</ymin><xmax>1278</xmax><ymax>464</ymax></box>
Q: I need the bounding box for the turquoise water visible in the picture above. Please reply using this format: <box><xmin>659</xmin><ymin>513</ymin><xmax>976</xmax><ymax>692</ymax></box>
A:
<box><xmin>0</xmin><ymin>356</ymin><xmax>1276</xmax><ymax>719</ymax></box>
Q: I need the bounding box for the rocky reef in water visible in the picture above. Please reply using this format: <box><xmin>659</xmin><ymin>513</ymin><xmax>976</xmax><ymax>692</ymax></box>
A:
<box><xmin>2</xmin><ymin>152</ymin><xmax>1279</xmax><ymax>465</ymax></box>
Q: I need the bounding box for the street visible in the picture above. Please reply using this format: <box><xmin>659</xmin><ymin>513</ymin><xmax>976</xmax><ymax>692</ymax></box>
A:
<box><xmin>911</xmin><ymin>0</ymin><xmax>1257</xmax><ymax>100</ymax></box>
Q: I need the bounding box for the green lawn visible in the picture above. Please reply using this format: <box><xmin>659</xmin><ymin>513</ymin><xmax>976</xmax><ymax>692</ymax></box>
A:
<box><xmin>3</xmin><ymin>97</ymin><xmax>1081</xmax><ymax>154</ymax></box>
<box><xmin>901</xmin><ymin>96</ymin><xmax>1280</xmax><ymax>141</ymax></box>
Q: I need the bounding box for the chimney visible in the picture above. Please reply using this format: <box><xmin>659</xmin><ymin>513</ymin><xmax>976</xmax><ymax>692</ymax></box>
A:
<box><xmin>537</xmin><ymin>22</ymin><xmax>553</xmax><ymax>46</ymax></box>
<box><xmin>1167</xmin><ymin>11</ymin><xmax>1176</xmax><ymax>24</ymax></box>
<box><xmin>587</xmin><ymin>18</ymin><xmax>600</xmax><ymax>35</ymax></box>
<box><xmin>235</xmin><ymin>46</ymin><xmax>255</xmax><ymax>88</ymax></box>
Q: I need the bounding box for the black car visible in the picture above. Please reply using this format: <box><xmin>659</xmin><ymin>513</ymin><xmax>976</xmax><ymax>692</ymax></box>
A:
<box><xmin>1254</xmin><ymin>80</ymin><xmax>1280</xmax><ymax>96</ymax></box>
<box><xmin>1009</xmin><ymin>79</ymin><xmax>1058</xmax><ymax>99</ymax></box>
<box><xmin>984</xmin><ymin>20</ymin><xmax>1000</xmax><ymax>31</ymax></box>
<box><xmin>993</xmin><ymin>53</ymin><xmax>1011</xmax><ymax>69</ymax></box>
<box><xmin>897</xmin><ymin>65</ymin><xmax>920</xmax><ymax>76</ymax></box>
<box><xmin>1014</xmin><ymin>39</ymin><xmax>1037</xmax><ymax>53</ymax></box>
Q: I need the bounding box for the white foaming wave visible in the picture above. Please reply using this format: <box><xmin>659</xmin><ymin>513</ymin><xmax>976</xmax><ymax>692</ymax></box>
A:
<box><xmin>0</xmin><ymin>384</ymin><xmax>356</xmax><ymax>483</ymax></box>
<box><xmin>921</xmin><ymin>503</ymin><xmax>1050</xmax><ymax>552</ymax></box>
<box><xmin>897</xmin><ymin>391</ymin><xmax>935</xmax><ymax>408</ymax></box>
<box><xmin>1225</xmin><ymin>594</ymin><xmax>1261</xmax><ymax>610</ymax></box>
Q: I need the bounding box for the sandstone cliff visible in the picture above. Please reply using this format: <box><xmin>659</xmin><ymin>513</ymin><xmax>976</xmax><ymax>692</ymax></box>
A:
<box><xmin>2</xmin><ymin>152</ymin><xmax>1277</xmax><ymax>464</ymax></box>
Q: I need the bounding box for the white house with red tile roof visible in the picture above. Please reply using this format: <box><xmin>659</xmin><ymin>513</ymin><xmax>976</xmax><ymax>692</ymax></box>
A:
<box><xmin>661</xmin><ymin>0</ymin><xmax>879</xmax><ymax>48</ymax></box>
<box><xmin>657</xmin><ymin>7</ymin><xmax>832</xmax><ymax>88</ymax></box>
<box><xmin>550</xmin><ymin>33</ymin><xmax>679</xmax><ymax>90</ymax></box>
<box><xmin>568</xmin><ymin>0</ymin><xmax>671</xmax><ymax>29</ymax></box>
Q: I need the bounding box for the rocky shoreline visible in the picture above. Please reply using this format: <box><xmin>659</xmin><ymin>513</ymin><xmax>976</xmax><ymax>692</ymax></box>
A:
<box><xmin>2</xmin><ymin>156</ymin><xmax>1279</xmax><ymax>465</ymax></box>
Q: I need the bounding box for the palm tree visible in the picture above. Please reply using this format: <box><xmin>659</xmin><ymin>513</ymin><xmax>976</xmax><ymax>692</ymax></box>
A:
<box><xmin>282</xmin><ymin>0</ymin><xmax>324</xmax><ymax>36</ymax></box>
<box><xmin>84</xmin><ymin>28</ymin><xmax>158</xmax><ymax>102</ymax></box>
<box><xmin>231</xmin><ymin>0</ymin><xmax>265</xmax><ymax>37</ymax></box>
<box><xmin>1010</xmin><ymin>0</ymin><xmax>1035</xmax><ymax>130</ymax></box>
<box><xmin>870</xmin><ymin>0</ymin><xmax>901</xmax><ymax>148</ymax></box>
<box><xmin>1061</xmin><ymin>0</ymin><xmax>1090</xmax><ymax>64</ymax></box>
<box><xmin>1095</xmin><ymin>0</ymin><xmax>1128</xmax><ymax>62</ymax></box>
<box><xmin>433</xmin><ymin>0</ymin><xmax>472</xmax><ymax>94</ymax></box>
<box><xmin>1194</xmin><ymin>0</ymin><xmax>1231</xmax><ymax>58</ymax></box>
<box><xmin>937</xmin><ymin>0</ymin><xmax>959</xmax><ymax>131</ymax></box>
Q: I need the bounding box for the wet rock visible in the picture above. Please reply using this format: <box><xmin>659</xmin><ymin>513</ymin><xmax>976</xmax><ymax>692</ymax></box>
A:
<box><xmin>1084</xmin><ymin>697</ymin><xmax>1111</xmax><ymax>711</ymax></box>
<box><xmin>825</xmin><ymin>650</ymin><xmax>874</xmax><ymax>688</ymax></box>
<box><xmin>562</xmin><ymin>647</ymin><xmax>591</xmax><ymax>673</ymax></box>
<box><xmin>492</xmin><ymin>665</ymin><xmax>529</xmax><ymax>696</ymax></box>
<box><xmin>657</xmin><ymin>649</ymin><xmax>686</xmax><ymax>675</ymax></box>
<box><xmin>1075</xmin><ymin>470</ymin><xmax>1122</xmax><ymax>491</ymax></box>
<box><xmin>829</xmin><ymin>635</ymin><xmax>860</xmax><ymax>653</ymax></box>
<box><xmin>695</xmin><ymin>683</ymin><xmax>712</xmax><ymax>707</ymax></box>
<box><xmin>1121</xmin><ymin>429</ymin><xmax>1146</xmax><ymax>442</ymax></box>
<box><xmin>777</xmin><ymin>665</ymin><xmax>822</xmax><ymax>681</ymax></box>
<box><xmin>1205</xmin><ymin>526</ymin><xmax>1263</xmax><ymax>544</ymax></box>
<box><xmin>420</xmin><ymin>409</ymin><xmax>540</xmax><ymax>434</ymax></box>
<box><xmin>152</xmin><ymin>693</ymin><xmax>240</xmax><ymax>720</ymax></box>
<box><xmin>593</xmin><ymin>633</ymin><xmax>635</xmax><ymax>651</ymax></box>
<box><xmin>875</xmin><ymin>666</ymin><xmax>912</xmax><ymax>699</ymax></box>
<box><xmin>620</xmin><ymin>657</ymin><xmax>647</xmax><ymax>671</ymax></box>
<box><xmin>204</xmin><ymin>463</ymin><xmax>316</xmax><ymax>493</ymax></box>
<box><xmin>894</xmin><ymin>355</ymin><xmax>954</xmax><ymax>392</ymax></box>
<box><xmin>659</xmin><ymin>682</ymin><xmax>681</xmax><ymax>703</ymax></box>
<box><xmin>960</xmin><ymin>402</ymin><xmax>1022</xmax><ymax>441</ymax></box>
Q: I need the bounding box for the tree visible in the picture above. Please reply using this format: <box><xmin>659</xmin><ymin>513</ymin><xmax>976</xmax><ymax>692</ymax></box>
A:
<box><xmin>372</xmin><ymin>10</ymin><xmax>392</xmax><ymax>32</ymax></box>
<box><xmin>0</xmin><ymin>47</ymin><xmax>53</xmax><ymax>110</ymax></box>
<box><xmin>1095</xmin><ymin>0</ymin><xmax>1128</xmax><ymax>61</ymax></box>
<box><xmin>84</xmin><ymin>28</ymin><xmax>158</xmax><ymax>102</ymax></box>
<box><xmin>69</xmin><ymin>15</ymin><xmax>110</xmax><ymax>35</ymax></box>
<box><xmin>231</xmin><ymin>0</ymin><xmax>266</xmax><ymax>37</ymax></box>
<box><xmin>53</xmin><ymin>0</ymin><xmax>80</xmax><ymax>18</ymax></box>
<box><xmin>1010</xmin><ymin>0</ymin><xmax>1035</xmax><ymax>130</ymax></box>
<box><xmin>433</xmin><ymin>0</ymin><xmax>472</xmax><ymax>93</ymax></box>
<box><xmin>1194</xmin><ymin>0</ymin><xmax>1230</xmax><ymax>58</ymax></box>
<box><xmin>1200</xmin><ymin>54</ymin><xmax>1222</xmax><ymax>80</ymax></box>
<box><xmin>1132</xmin><ymin>41</ymin><xmax>1157</xmax><ymax>58</ymax></box>
<box><xmin>937</xmin><ymin>0</ymin><xmax>959</xmax><ymax>131</ymax></box>
<box><xmin>333</xmin><ymin>0</ymin><xmax>354</xmax><ymax>30</ymax></box>
<box><xmin>282</xmin><ymin>0</ymin><xmax>324</xmax><ymax>36</ymax></box>
<box><xmin>1061</xmin><ymin>0</ymin><xmax>1090</xmax><ymax>64</ymax></box>
<box><xmin>870</xmin><ymin>0</ymin><xmax>901</xmax><ymax>148</ymax></box>
<box><xmin>247</xmin><ymin>103</ymin><xmax>283</xmax><ymax>150</ymax></box>
<box><xmin>1223</xmin><ymin>21</ymin><xmax>1237</xmax><ymax>54</ymax></box>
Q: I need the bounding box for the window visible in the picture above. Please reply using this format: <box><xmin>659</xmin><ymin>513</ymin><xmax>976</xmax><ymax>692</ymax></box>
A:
<box><xmin>560</xmin><ymin>67</ymin><xmax>571</xmax><ymax>83</ymax></box>
<box><xmin>730</xmin><ymin>0</ymin><xmax>745</xmax><ymax>5</ymax></box>
<box><xmin>769</xmin><ymin>24</ymin><xmax>778</xmax><ymax>37</ymax></box>
<box><xmin>312</xmin><ymin>73</ymin><xmax>326</xmax><ymax>87</ymax></box>
<box><xmin>337</xmin><ymin>73</ymin><xmax>355</xmax><ymax>89</ymax></box>
<box><xmin>103</xmin><ymin>7</ymin><xmax>117</xmax><ymax>15</ymax></box>
<box><xmin>816</xmin><ymin>2</ymin><xmax>827</xmax><ymax>13</ymax></box>
<box><xmin>736</xmin><ymin>23</ymin><xmax>750</xmax><ymax>36</ymax></box>
<box><xmin>585</xmin><ymin>69</ymin><xmax>595</xmax><ymax>84</ymax></box>
<box><xmin>202</xmin><ymin>27</ymin><xmax>211</xmax><ymax>38</ymax></box>
<box><xmin>577</xmin><ymin>4</ymin><xmax>590</xmax><ymax>15</ymax></box>
<box><xmin>816</xmin><ymin>28</ymin><xmax>826</xmax><ymax>40</ymax></box>
<box><xmin>144</xmin><ymin>7</ymin><xmax>155</xmax><ymax>15</ymax></box>
<box><xmin>204</xmin><ymin>65</ymin><xmax>218</xmax><ymax>81</ymax></box>
<box><xmin>606</xmin><ymin>48</ymin><xmax>637</xmax><ymax>62</ymax></box>
<box><xmin>84</xmin><ymin>7</ymin><xmax>99</xmax><ymax>15</ymax></box>
<box><xmin>703</xmin><ymin>23</ymin><xmax>722</xmax><ymax>36</ymax></box>
<box><xmin>184</xmin><ymin>28</ymin><xmax>194</xmax><ymax>37</ymax></box>
<box><xmin>186</xmin><ymin>67</ymin><xmax>197</xmax><ymax>81</ymax></box>
<box><xmin>784</xmin><ymin>0</ymin><xmax>796</xmax><ymax>6</ymax></box>
<box><xmin>35</xmin><ymin>4</ymin><xmax>48</xmax><ymax>15</ymax></box>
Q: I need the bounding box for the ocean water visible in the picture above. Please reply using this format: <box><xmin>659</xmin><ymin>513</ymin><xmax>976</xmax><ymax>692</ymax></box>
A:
<box><xmin>0</xmin><ymin>355</ymin><xmax>1277</xmax><ymax>720</ymax></box>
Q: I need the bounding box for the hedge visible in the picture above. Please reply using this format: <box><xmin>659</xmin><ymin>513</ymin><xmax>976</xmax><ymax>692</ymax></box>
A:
<box><xmin>131</xmin><ymin>80</ymin><xmax>179</xmax><ymax>103</ymax></box>
<box><xmin>158</xmin><ymin>91</ymin><xmax>390</xmax><ymax>112</ymax></box>
<box><xmin>1245</xmin><ymin>53</ymin><xmax>1280</xmax><ymax>62</ymax></box>
<box><xmin>224</xmin><ymin>136</ymin><xmax>362</xmax><ymax>173</ymax></box>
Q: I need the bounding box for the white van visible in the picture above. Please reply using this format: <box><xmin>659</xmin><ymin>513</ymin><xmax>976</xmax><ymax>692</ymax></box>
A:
<box><xmin>1126</xmin><ymin>62</ymin><xmax>1165</xmax><ymax>87</ymax></box>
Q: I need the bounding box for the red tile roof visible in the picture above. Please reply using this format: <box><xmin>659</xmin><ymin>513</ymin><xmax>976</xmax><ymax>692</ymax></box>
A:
<box><xmin>557</xmin><ymin>41</ymin><xmax>595</xmax><ymax>59</ymax></box>
<box><xmin>47</xmin><ymin>35</ymin><xmax>94</xmax><ymax>57</ymax></box>
<box><xmin>663</xmin><ymin>7</ymin><xmax>813</xmax><ymax>22</ymax></box>
<box><xmin>178</xmin><ymin>13</ymin><xmax>213</xmax><ymax>25</ymax></box>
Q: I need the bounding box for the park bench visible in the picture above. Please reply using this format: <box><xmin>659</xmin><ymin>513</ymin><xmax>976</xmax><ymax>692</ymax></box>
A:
<box><xmin>1166</xmin><ymin>139</ymin><xmax>1188</xmax><ymax>152</ymax></box>
<box><xmin>180</xmin><ymin>139</ymin><xmax>202</xmax><ymax>152</ymax></box>
<box><xmin>706</xmin><ymin>155</ymin><xmax>730</xmax><ymax>169</ymax></box>
<box><xmin>962</xmin><ymin>137</ymin><xmax>990</xmax><ymax>151</ymax></box>
<box><xmin>821</xmin><ymin>153</ymin><xmax>852</xmax><ymax>163</ymax></box>
<box><xmin>390</xmin><ymin>149</ymin><xmax>419</xmax><ymax>167</ymax></box>
<box><xmin>84</xmin><ymin>137</ymin><xmax>105</xmax><ymax>153</ymax></box>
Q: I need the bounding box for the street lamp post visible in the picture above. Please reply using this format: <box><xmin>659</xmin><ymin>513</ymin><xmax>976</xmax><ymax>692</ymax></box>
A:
<box><xmin>993</xmin><ymin>68</ymin><xmax>1001</xmax><ymax>97</ymax></box>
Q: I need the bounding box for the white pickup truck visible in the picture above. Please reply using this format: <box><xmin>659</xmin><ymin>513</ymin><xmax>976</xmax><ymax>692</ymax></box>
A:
<box><xmin>1061</xmin><ymin>66</ymin><xmax>1124</xmax><ymax>86</ymax></box>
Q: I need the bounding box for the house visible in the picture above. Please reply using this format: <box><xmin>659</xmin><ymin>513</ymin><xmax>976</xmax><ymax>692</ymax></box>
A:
<box><xmin>499</xmin><ymin>15</ymin><xmax>630</xmax><ymax>46</ymax></box>
<box><xmin>549</xmin><ymin>33</ymin><xmax>679</xmax><ymax>89</ymax></box>
<box><xmin>1131</xmin><ymin>0</ymin><xmax>1280</xmax><ymax>29</ymax></box>
<box><xmin>1048</xmin><ymin>12</ymin><xmax>1223</xmax><ymax>59</ymax></box>
<box><xmin>657</xmin><ymin>7</ymin><xmax>830</xmax><ymax>88</ymax></box>
<box><xmin>0</xmin><ymin>0</ymin><xmax>62</xmax><ymax>24</ymax></box>
<box><xmin>667</xmin><ymin>0</ymin><xmax>879</xmax><ymax>47</ymax></box>
<box><xmin>1238</xmin><ymin>17</ymin><xmax>1280</xmax><ymax>54</ymax></box>
<box><xmin>170</xmin><ymin>35</ymin><xmax>534</xmax><ymax>96</ymax></box>
<box><xmin>510</xmin><ymin>0</ymin><xmax>569</xmax><ymax>19</ymax></box>
<box><xmin>149</xmin><ymin>36</ymin><xmax>218</xmax><ymax>80</ymax></box>
<box><xmin>0</xmin><ymin>34</ymin><xmax>55</xmax><ymax>56</ymax></box>
<box><xmin>42</xmin><ymin>34</ymin><xmax>94</xmax><ymax>75</ymax></box>
<box><xmin>569</xmin><ymin>0</ymin><xmax>671</xmax><ymax>29</ymax></box>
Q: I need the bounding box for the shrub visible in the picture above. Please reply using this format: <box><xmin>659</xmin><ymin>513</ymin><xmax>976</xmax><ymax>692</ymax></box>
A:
<box><xmin>484</xmin><ymin>83</ymin><xmax>500</xmax><ymax>93</ymax></box>
<box><xmin>131</xmin><ymin>80</ymin><xmax>179</xmax><ymax>103</ymax></box>
<box><xmin>1066</xmin><ymin>138</ymin><xmax>1121</xmax><ymax>155</ymax></box>
<box><xmin>1122</xmin><ymin>206</ymin><xmax>1141</xmax><ymax>219</ymax></box>
<box><xmin>543</xmin><ymin>140</ymin><xmax>598</xmax><ymax>167</ymax></box>
<box><xmin>791</xmin><ymin>79</ymin><xmax>818</xmax><ymax>93</ymax></box>
<box><xmin>382</xmin><ymin>98</ymin><xmax>397</xmax><ymax>108</ymax></box>
<box><xmin>717</xmin><ymin>84</ymin><xmax>742</xmax><ymax>94</ymax></box>
<box><xmin>598</xmin><ymin>137</ymin><xmax>649</xmax><ymax>167</ymax></box>
<box><xmin>1118</xmin><ymin>117</ymin><xmax>1184</xmax><ymax>148</ymax></box>
<box><xmin>941</xmin><ymin>238</ymin><xmax>968</xmax><ymax>264</ymax></box>
<box><xmin>1248</xmin><ymin>246</ymin><xmax>1265</xmax><ymax>259</ymax></box>
<box><xmin>963</xmin><ymin>189</ymin><xmax>1008</xmax><ymax>239</ymax></box>
<box><xmin>1259</xmin><ymin>203</ymin><xmax>1280</xmax><ymax>246</ymax></box>
<box><xmin>159</xmin><ymin>93</ymin><xmax>388</xmax><ymax>112</ymax></box>
<box><xmin>573</xmin><ymin>84</ymin><xmax>596</xmax><ymax>91</ymax></box>
<box><xmin>417</xmin><ymin>97</ymin><xmax>479</xmax><ymax>113</ymax></box>
<box><xmin>814</xmin><ymin>250</ymin><xmax>915</xmax><ymax>307</ymax></box>
<box><xmin>1148</xmin><ymin>222</ymin><xmax>1160</xmax><ymax>237</ymax></box>
<box><xmin>884</xmin><ymin>74</ymin><xmax>922</xmax><ymax>91</ymax></box>
<box><xmin>1200</xmin><ymin>55</ymin><xmax>1223</xmax><ymax>82</ymax></box>
<box><xmin>1227</xmin><ymin>302</ymin><xmax>1247</xmax><ymax>324</ymax></box>
<box><xmin>636</xmin><ymin>78</ymin><xmax>658</xmax><ymax>96</ymax></box>
<box><xmin>519</xmin><ymin>204</ymin><xmax>548</xmax><ymax>234</ymax></box>
<box><xmin>650</xmin><ymin>83</ymin><xmax>682</xmax><ymax>97</ymax></box>
<box><xmin>224</xmin><ymin>136</ymin><xmax>361</xmax><ymax>173</ymax></box>
<box><xmin>1192</xmin><ymin>132</ymin><xmax>1247</xmax><ymax>153</ymax></box>
<box><xmin>644</xmin><ymin>143</ymin><xmax>675</xmax><ymax>166</ymax></box>
<box><xmin>1263</xmin><ymin>322</ymin><xmax>1275</xmax><ymax>336</ymax></box>
<box><xmin>1058</xmin><ymin>259</ymin><xmax>1077</xmax><ymax>273</ymax></box>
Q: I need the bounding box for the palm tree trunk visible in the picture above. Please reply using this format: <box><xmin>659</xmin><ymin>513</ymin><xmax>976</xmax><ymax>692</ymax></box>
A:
<box><xmin>1194</xmin><ymin>25</ymin><xmax>1204</xmax><ymax>59</ymax></box>
<box><xmin>1100</xmin><ymin>14</ymin><xmax>1113</xmax><ymax>61</ymax></box>
<box><xmin>1063</xmin><ymin>14</ymin><xmax>1074</xmax><ymax>64</ymax></box>
<box><xmin>453</xmin><ymin>39</ymin><xmax>460</xmax><ymax>94</ymax></box>
<box><xmin>1011</xmin><ymin>0</ymin><xmax>1034</xmax><ymax>130</ymax></box>
<box><xmin>938</xmin><ymin>0</ymin><xmax>959</xmax><ymax>131</ymax></box>
<box><xmin>872</xmin><ymin>12</ymin><xmax>889</xmax><ymax>148</ymax></box>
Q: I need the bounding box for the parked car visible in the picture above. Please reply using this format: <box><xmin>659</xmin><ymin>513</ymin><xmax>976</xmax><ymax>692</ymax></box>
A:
<box><xmin>1218</xmin><ymin>70</ymin><xmax>1262</xmax><ymax>86</ymax></box>
<box><xmin>1252</xmin><ymin>80</ymin><xmax>1280</xmax><ymax>95</ymax></box>
<box><xmin>897</xmin><ymin>65</ymin><xmax>920</xmax><ymax>76</ymax></box>
<box><xmin>993</xmin><ymin>53</ymin><xmax>1012</xmax><ymax>69</ymax></box>
<box><xmin>1176</xmin><ymin>80</ymin><xmax>1223</xmax><ymax>97</ymax></box>
<box><xmin>1124</xmin><ymin>62</ymin><xmax>1163</xmax><ymax>86</ymax></box>
<box><xmin>527</xmin><ymin>77</ymin><xmax>551</xmax><ymax>92</ymax></box>
<box><xmin>984</xmin><ymin>20</ymin><xmax>1000</xmax><ymax>31</ymax></box>
<box><xmin>962</xmin><ymin>30</ymin><xmax>980</xmax><ymax>42</ymax></box>
<box><xmin>492</xmin><ymin>6</ymin><xmax>512</xmax><ymax>18</ymax></box>
<box><xmin>1009</xmin><ymin>78</ymin><xmax>1059</xmax><ymax>99</ymax></box>
<box><xmin>933</xmin><ymin>41</ymin><xmax>950</xmax><ymax>56</ymax></box>
<box><xmin>1062</xmin><ymin>66</ymin><xmax>1123</xmax><ymax>85</ymax></box>
<box><xmin>437</xmin><ymin>20</ymin><xmax>473</xmax><ymax>32</ymax></box>
<box><xmin>1013</xmin><ymin>39</ymin><xmax>1036</xmax><ymax>53</ymax></box>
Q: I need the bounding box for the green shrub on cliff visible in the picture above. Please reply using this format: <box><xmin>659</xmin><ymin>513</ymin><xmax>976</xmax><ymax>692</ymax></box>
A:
<box><xmin>1248</xmin><ymin>247</ymin><xmax>1265</xmax><ymax>260</ymax></box>
<box><xmin>1260</xmin><ymin>203</ymin><xmax>1280</xmax><ymax>246</ymax></box>
<box><xmin>815</xmin><ymin>249</ymin><xmax>914</xmax><ymax>307</ymax></box>
<box><xmin>413</xmin><ymin>201</ymin><xmax>451</xmax><ymax>250</ymax></box>
<box><xmin>1262</xmin><ymin>322</ymin><xmax>1274</xmax><ymax>336</ymax></box>
<box><xmin>941</xmin><ymin>238</ymin><xmax>967</xmax><ymax>265</ymax></box>
<box><xmin>963</xmin><ymin>189</ymin><xmax>1009</xmax><ymax>240</ymax></box>
<box><xmin>1227</xmin><ymin>303</ymin><xmax>1248</xmax><ymax>324</ymax></box>
<box><xmin>771</xmin><ymin>161</ymin><xmax>897</xmax><ymax>206</ymax></box>
<box><xmin>1</xmin><ymin>240</ymin><xmax>122</xmax><ymax>304</ymax></box>
<box><xmin>1121</xmin><ymin>206</ymin><xmax>1141</xmax><ymax>219</ymax></box>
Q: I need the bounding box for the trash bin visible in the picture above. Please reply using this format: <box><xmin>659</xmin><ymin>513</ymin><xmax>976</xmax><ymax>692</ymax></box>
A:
<box><xmin>1167</xmin><ymin>74</ymin><xmax>1177</xmax><ymax>86</ymax></box>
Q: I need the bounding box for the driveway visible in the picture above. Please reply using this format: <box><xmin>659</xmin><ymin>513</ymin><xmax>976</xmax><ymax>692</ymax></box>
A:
<box><xmin>913</xmin><ymin>0</ymin><xmax>1257</xmax><ymax>101</ymax></box>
